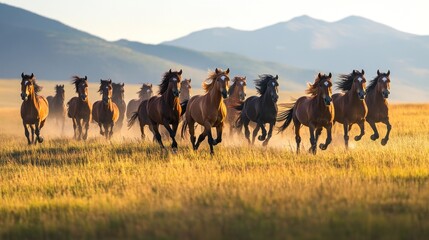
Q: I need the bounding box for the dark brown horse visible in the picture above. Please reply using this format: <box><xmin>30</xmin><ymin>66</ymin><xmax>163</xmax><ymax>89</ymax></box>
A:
<box><xmin>365</xmin><ymin>70</ymin><xmax>392</xmax><ymax>145</ymax></box>
<box><xmin>20</xmin><ymin>73</ymin><xmax>49</xmax><ymax>144</ymax></box>
<box><xmin>128</xmin><ymin>69</ymin><xmax>186</xmax><ymax>150</ymax></box>
<box><xmin>126</xmin><ymin>83</ymin><xmax>153</xmax><ymax>120</ymax></box>
<box><xmin>179</xmin><ymin>78</ymin><xmax>192</xmax><ymax>103</ymax></box>
<box><xmin>92</xmin><ymin>79</ymin><xmax>120</xmax><ymax>139</ymax></box>
<box><xmin>224</xmin><ymin>76</ymin><xmax>246</xmax><ymax>135</ymax></box>
<box><xmin>112</xmin><ymin>82</ymin><xmax>126</xmax><ymax>131</ymax></box>
<box><xmin>47</xmin><ymin>84</ymin><xmax>66</xmax><ymax>133</ymax></box>
<box><xmin>181</xmin><ymin>68</ymin><xmax>230</xmax><ymax>155</ymax></box>
<box><xmin>67</xmin><ymin>76</ymin><xmax>91</xmax><ymax>140</ymax></box>
<box><xmin>332</xmin><ymin>69</ymin><xmax>368</xmax><ymax>148</ymax></box>
<box><xmin>235</xmin><ymin>74</ymin><xmax>279</xmax><ymax>146</ymax></box>
<box><xmin>278</xmin><ymin>73</ymin><xmax>334</xmax><ymax>154</ymax></box>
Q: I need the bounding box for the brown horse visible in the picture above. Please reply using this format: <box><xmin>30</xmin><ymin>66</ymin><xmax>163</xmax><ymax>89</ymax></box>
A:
<box><xmin>278</xmin><ymin>73</ymin><xmax>334</xmax><ymax>154</ymax></box>
<box><xmin>47</xmin><ymin>84</ymin><xmax>66</xmax><ymax>133</ymax></box>
<box><xmin>234</xmin><ymin>74</ymin><xmax>279</xmax><ymax>146</ymax></box>
<box><xmin>179</xmin><ymin>78</ymin><xmax>192</xmax><ymax>103</ymax></box>
<box><xmin>67</xmin><ymin>76</ymin><xmax>91</xmax><ymax>140</ymax></box>
<box><xmin>112</xmin><ymin>82</ymin><xmax>126</xmax><ymax>131</ymax></box>
<box><xmin>332</xmin><ymin>69</ymin><xmax>368</xmax><ymax>148</ymax></box>
<box><xmin>365</xmin><ymin>70</ymin><xmax>392</xmax><ymax>145</ymax></box>
<box><xmin>128</xmin><ymin>69</ymin><xmax>186</xmax><ymax>150</ymax></box>
<box><xmin>20</xmin><ymin>73</ymin><xmax>49</xmax><ymax>144</ymax></box>
<box><xmin>181</xmin><ymin>68</ymin><xmax>230</xmax><ymax>155</ymax></box>
<box><xmin>224</xmin><ymin>76</ymin><xmax>246</xmax><ymax>135</ymax></box>
<box><xmin>92</xmin><ymin>79</ymin><xmax>120</xmax><ymax>139</ymax></box>
<box><xmin>126</xmin><ymin>83</ymin><xmax>153</xmax><ymax>120</ymax></box>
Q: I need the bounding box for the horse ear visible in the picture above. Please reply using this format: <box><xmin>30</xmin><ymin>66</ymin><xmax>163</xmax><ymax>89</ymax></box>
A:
<box><xmin>328</xmin><ymin>72</ymin><xmax>332</xmax><ymax>78</ymax></box>
<box><xmin>21</xmin><ymin>72</ymin><xmax>24</xmax><ymax>78</ymax></box>
<box><xmin>215</xmin><ymin>68</ymin><xmax>220</xmax><ymax>74</ymax></box>
<box><xmin>361</xmin><ymin>69</ymin><xmax>365</xmax><ymax>75</ymax></box>
<box><xmin>275</xmin><ymin>75</ymin><xmax>279</xmax><ymax>80</ymax></box>
<box><xmin>226</xmin><ymin>68</ymin><xmax>230</xmax><ymax>74</ymax></box>
<box><xmin>109</xmin><ymin>79</ymin><xmax>112</xmax><ymax>84</ymax></box>
<box><xmin>150</xmin><ymin>84</ymin><xmax>153</xmax><ymax>88</ymax></box>
<box><xmin>189</xmin><ymin>78</ymin><xmax>191</xmax><ymax>83</ymax></box>
<box><xmin>84</xmin><ymin>76</ymin><xmax>87</xmax><ymax>80</ymax></box>
<box><xmin>318</xmin><ymin>73</ymin><xmax>322</xmax><ymax>79</ymax></box>
<box><xmin>122</xmin><ymin>83</ymin><xmax>124</xmax><ymax>87</ymax></box>
<box><xmin>169</xmin><ymin>69</ymin><xmax>172</xmax><ymax>74</ymax></box>
<box><xmin>100</xmin><ymin>79</ymin><xmax>102</xmax><ymax>83</ymax></box>
<box><xmin>377</xmin><ymin>69</ymin><xmax>380</xmax><ymax>76</ymax></box>
<box><xmin>353</xmin><ymin>70</ymin><xmax>356</xmax><ymax>75</ymax></box>
<box><xmin>30</xmin><ymin>73</ymin><xmax>34</xmax><ymax>78</ymax></box>
<box><xmin>387</xmin><ymin>70</ymin><xmax>390</xmax><ymax>76</ymax></box>
<box><xmin>178</xmin><ymin>69</ymin><xmax>182</xmax><ymax>75</ymax></box>
<box><xmin>244</xmin><ymin>76</ymin><xmax>246</xmax><ymax>80</ymax></box>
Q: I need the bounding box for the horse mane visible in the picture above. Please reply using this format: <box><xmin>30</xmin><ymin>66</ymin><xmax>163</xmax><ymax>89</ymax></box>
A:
<box><xmin>336</xmin><ymin>71</ymin><xmax>359</xmax><ymax>92</ymax></box>
<box><xmin>71</xmin><ymin>76</ymin><xmax>86</xmax><ymax>93</ymax></box>
<box><xmin>22</xmin><ymin>74</ymin><xmax>43</xmax><ymax>93</ymax></box>
<box><xmin>306</xmin><ymin>77</ymin><xmax>322</xmax><ymax>96</ymax></box>
<box><xmin>159</xmin><ymin>70</ymin><xmax>179</xmax><ymax>95</ymax></box>
<box><xmin>202</xmin><ymin>70</ymin><xmax>220</xmax><ymax>93</ymax></box>
<box><xmin>366</xmin><ymin>75</ymin><xmax>379</xmax><ymax>93</ymax></box>
<box><xmin>98</xmin><ymin>80</ymin><xmax>111</xmax><ymax>94</ymax></box>
<box><xmin>254</xmin><ymin>74</ymin><xmax>276</xmax><ymax>95</ymax></box>
<box><xmin>228</xmin><ymin>79</ymin><xmax>238</xmax><ymax>96</ymax></box>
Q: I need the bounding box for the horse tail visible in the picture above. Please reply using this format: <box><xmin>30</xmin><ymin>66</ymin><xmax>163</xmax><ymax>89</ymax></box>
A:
<box><xmin>277</xmin><ymin>103</ymin><xmax>295</xmax><ymax>133</ymax></box>
<box><xmin>180</xmin><ymin>100</ymin><xmax>188</xmax><ymax>117</ymax></box>
<box><xmin>127</xmin><ymin>112</ymin><xmax>139</xmax><ymax>129</ymax></box>
<box><xmin>181</xmin><ymin>118</ymin><xmax>188</xmax><ymax>139</ymax></box>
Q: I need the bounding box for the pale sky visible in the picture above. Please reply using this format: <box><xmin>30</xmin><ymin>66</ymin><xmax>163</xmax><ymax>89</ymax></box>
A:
<box><xmin>2</xmin><ymin>0</ymin><xmax>428</xmax><ymax>44</ymax></box>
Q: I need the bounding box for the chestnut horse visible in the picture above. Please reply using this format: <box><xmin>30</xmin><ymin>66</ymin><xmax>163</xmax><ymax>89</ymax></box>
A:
<box><xmin>126</xmin><ymin>83</ymin><xmax>153</xmax><ymax>120</ymax></box>
<box><xmin>180</xmin><ymin>78</ymin><xmax>192</xmax><ymax>103</ymax></box>
<box><xmin>235</xmin><ymin>74</ymin><xmax>279</xmax><ymax>146</ymax></box>
<box><xmin>332</xmin><ymin>70</ymin><xmax>368</xmax><ymax>148</ymax></box>
<box><xmin>112</xmin><ymin>82</ymin><xmax>126</xmax><ymax>131</ymax></box>
<box><xmin>47</xmin><ymin>84</ymin><xmax>66</xmax><ymax>133</ymax></box>
<box><xmin>20</xmin><ymin>73</ymin><xmax>49</xmax><ymax>144</ymax></box>
<box><xmin>224</xmin><ymin>76</ymin><xmax>246</xmax><ymax>135</ymax></box>
<box><xmin>128</xmin><ymin>69</ymin><xmax>186</xmax><ymax>150</ymax></box>
<box><xmin>92</xmin><ymin>79</ymin><xmax>119</xmax><ymax>139</ymax></box>
<box><xmin>278</xmin><ymin>73</ymin><xmax>334</xmax><ymax>154</ymax></box>
<box><xmin>67</xmin><ymin>76</ymin><xmax>91</xmax><ymax>140</ymax></box>
<box><xmin>365</xmin><ymin>70</ymin><xmax>392</xmax><ymax>145</ymax></box>
<box><xmin>181</xmin><ymin>68</ymin><xmax>230</xmax><ymax>155</ymax></box>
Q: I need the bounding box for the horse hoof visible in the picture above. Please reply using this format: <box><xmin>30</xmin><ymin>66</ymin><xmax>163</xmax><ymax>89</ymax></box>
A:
<box><xmin>262</xmin><ymin>141</ymin><xmax>268</xmax><ymax>147</ymax></box>
<box><xmin>381</xmin><ymin>139</ymin><xmax>388</xmax><ymax>146</ymax></box>
<box><xmin>370</xmin><ymin>135</ymin><xmax>379</xmax><ymax>141</ymax></box>
<box><xmin>319</xmin><ymin>144</ymin><xmax>327</xmax><ymax>150</ymax></box>
<box><xmin>258</xmin><ymin>135</ymin><xmax>265</xmax><ymax>141</ymax></box>
<box><xmin>172</xmin><ymin>148</ymin><xmax>178</xmax><ymax>154</ymax></box>
<box><xmin>37</xmin><ymin>137</ymin><xmax>44</xmax><ymax>143</ymax></box>
<box><xmin>354</xmin><ymin>136</ymin><xmax>362</xmax><ymax>141</ymax></box>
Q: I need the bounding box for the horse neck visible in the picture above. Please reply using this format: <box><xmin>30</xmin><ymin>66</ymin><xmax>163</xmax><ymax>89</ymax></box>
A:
<box><xmin>162</xmin><ymin>89</ymin><xmax>178</xmax><ymax>107</ymax></box>
<box><xmin>207</xmin><ymin>85</ymin><xmax>223</xmax><ymax>109</ymax></box>
<box><xmin>24</xmin><ymin>89</ymin><xmax>39</xmax><ymax>109</ymax></box>
<box><xmin>179</xmin><ymin>92</ymin><xmax>189</xmax><ymax>102</ymax></box>
<box><xmin>229</xmin><ymin>88</ymin><xmax>241</xmax><ymax>102</ymax></box>
<box><xmin>261</xmin><ymin>90</ymin><xmax>275</xmax><ymax>107</ymax></box>
<box><xmin>346</xmin><ymin>86</ymin><xmax>362</xmax><ymax>104</ymax></box>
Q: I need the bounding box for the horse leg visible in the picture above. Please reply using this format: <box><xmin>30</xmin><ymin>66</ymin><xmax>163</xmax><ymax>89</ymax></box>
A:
<box><xmin>294</xmin><ymin>119</ymin><xmax>302</xmax><ymax>154</ymax></box>
<box><xmin>98</xmin><ymin>123</ymin><xmax>104</xmax><ymax>136</ymax></box>
<box><xmin>188</xmin><ymin>120</ymin><xmax>197</xmax><ymax>150</ymax></box>
<box><xmin>23</xmin><ymin>123</ymin><xmax>31</xmax><ymax>145</ymax></box>
<box><xmin>213</xmin><ymin>123</ymin><xmax>224</xmax><ymax>146</ymax></box>
<box><xmin>381</xmin><ymin>118</ymin><xmax>392</xmax><ymax>146</ymax></box>
<box><xmin>319</xmin><ymin>123</ymin><xmax>332</xmax><ymax>150</ymax></box>
<box><xmin>251</xmin><ymin>124</ymin><xmax>261</xmax><ymax>145</ymax></box>
<box><xmin>109</xmin><ymin>123</ymin><xmax>115</xmax><ymax>140</ymax></box>
<box><xmin>367</xmin><ymin>120</ymin><xmax>379</xmax><ymax>141</ymax></box>
<box><xmin>243</xmin><ymin>118</ymin><xmax>251</xmax><ymax>144</ymax></box>
<box><xmin>194</xmin><ymin>129</ymin><xmax>208</xmax><ymax>151</ymax></box>
<box><xmin>139</xmin><ymin>121</ymin><xmax>146</xmax><ymax>140</ymax></box>
<box><xmin>163</xmin><ymin>119</ymin><xmax>178</xmax><ymax>150</ymax></box>
<box><xmin>34</xmin><ymin>121</ymin><xmax>43</xmax><ymax>144</ymax></box>
<box><xmin>308</xmin><ymin>125</ymin><xmax>316</xmax><ymax>154</ymax></box>
<box><xmin>258</xmin><ymin>121</ymin><xmax>267</xmax><ymax>141</ymax></box>
<box><xmin>354</xmin><ymin>120</ymin><xmax>365</xmax><ymax>141</ymax></box>
<box><xmin>152</xmin><ymin>124</ymin><xmax>165</xmax><ymax>149</ymax></box>
<box><xmin>29</xmin><ymin>125</ymin><xmax>35</xmax><ymax>144</ymax></box>
<box><xmin>343</xmin><ymin>122</ymin><xmax>349</xmax><ymax>149</ymax></box>
<box><xmin>202</xmin><ymin>122</ymin><xmax>216</xmax><ymax>155</ymax></box>
<box><xmin>262</xmin><ymin>122</ymin><xmax>274</xmax><ymax>146</ymax></box>
<box><xmin>83</xmin><ymin>118</ymin><xmax>89</xmax><ymax>141</ymax></box>
<box><xmin>72</xmin><ymin>118</ymin><xmax>77</xmax><ymax>139</ymax></box>
<box><xmin>36</xmin><ymin>120</ymin><xmax>46</xmax><ymax>143</ymax></box>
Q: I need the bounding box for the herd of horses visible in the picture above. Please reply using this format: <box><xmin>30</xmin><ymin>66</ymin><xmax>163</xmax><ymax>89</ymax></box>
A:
<box><xmin>19</xmin><ymin>68</ymin><xmax>391</xmax><ymax>155</ymax></box>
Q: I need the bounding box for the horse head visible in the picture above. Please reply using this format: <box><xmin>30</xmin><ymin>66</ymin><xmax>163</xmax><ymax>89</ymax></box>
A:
<box><xmin>99</xmin><ymin>79</ymin><xmax>113</xmax><ymax>105</ymax></box>
<box><xmin>20</xmin><ymin>72</ymin><xmax>34</xmax><ymax>101</ymax></box>
<box><xmin>112</xmin><ymin>82</ymin><xmax>125</xmax><ymax>101</ymax></box>
<box><xmin>377</xmin><ymin>70</ymin><xmax>391</xmax><ymax>99</ymax></box>
<box><xmin>230</xmin><ymin>76</ymin><xmax>247</xmax><ymax>101</ymax></box>
<box><xmin>214</xmin><ymin>68</ymin><xmax>230</xmax><ymax>99</ymax></box>
<box><xmin>180</xmin><ymin>78</ymin><xmax>192</xmax><ymax>101</ymax></box>
<box><xmin>352</xmin><ymin>69</ymin><xmax>367</xmax><ymax>100</ymax></box>
<box><xmin>317</xmin><ymin>72</ymin><xmax>333</xmax><ymax>106</ymax></box>
<box><xmin>168</xmin><ymin>69</ymin><xmax>182</xmax><ymax>97</ymax></box>
<box><xmin>267</xmin><ymin>75</ymin><xmax>279</xmax><ymax>103</ymax></box>
<box><xmin>55</xmin><ymin>84</ymin><xmax>65</xmax><ymax>100</ymax></box>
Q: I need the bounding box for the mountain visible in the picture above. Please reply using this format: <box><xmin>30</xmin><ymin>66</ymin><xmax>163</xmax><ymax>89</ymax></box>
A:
<box><xmin>164</xmin><ymin>15</ymin><xmax>429</xmax><ymax>101</ymax></box>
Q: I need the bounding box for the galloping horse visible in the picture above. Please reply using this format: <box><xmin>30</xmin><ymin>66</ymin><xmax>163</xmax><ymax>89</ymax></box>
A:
<box><xmin>112</xmin><ymin>82</ymin><xmax>126</xmax><ymax>131</ymax></box>
<box><xmin>224</xmin><ymin>76</ymin><xmax>246</xmax><ymax>135</ymax></box>
<box><xmin>181</xmin><ymin>68</ymin><xmax>230</xmax><ymax>155</ymax></box>
<box><xmin>235</xmin><ymin>74</ymin><xmax>279</xmax><ymax>146</ymax></box>
<box><xmin>20</xmin><ymin>73</ymin><xmax>49</xmax><ymax>144</ymax></box>
<box><xmin>128</xmin><ymin>69</ymin><xmax>186</xmax><ymax>150</ymax></box>
<box><xmin>47</xmin><ymin>84</ymin><xmax>66</xmax><ymax>133</ymax></box>
<box><xmin>332</xmin><ymin>70</ymin><xmax>368</xmax><ymax>148</ymax></box>
<box><xmin>126</xmin><ymin>83</ymin><xmax>153</xmax><ymax>120</ymax></box>
<box><xmin>180</xmin><ymin>78</ymin><xmax>192</xmax><ymax>103</ymax></box>
<box><xmin>92</xmin><ymin>79</ymin><xmax>119</xmax><ymax>139</ymax></box>
<box><xmin>278</xmin><ymin>73</ymin><xmax>334</xmax><ymax>154</ymax></box>
<box><xmin>67</xmin><ymin>76</ymin><xmax>91</xmax><ymax>140</ymax></box>
<box><xmin>365</xmin><ymin>70</ymin><xmax>392</xmax><ymax>145</ymax></box>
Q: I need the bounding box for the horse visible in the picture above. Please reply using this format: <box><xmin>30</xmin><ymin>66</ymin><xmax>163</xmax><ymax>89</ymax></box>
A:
<box><xmin>180</xmin><ymin>78</ymin><xmax>192</xmax><ymax>103</ymax></box>
<box><xmin>332</xmin><ymin>69</ymin><xmax>368</xmax><ymax>148</ymax></box>
<box><xmin>365</xmin><ymin>70</ymin><xmax>392</xmax><ymax>145</ymax></box>
<box><xmin>181</xmin><ymin>68</ymin><xmax>230</xmax><ymax>155</ymax></box>
<box><xmin>46</xmin><ymin>84</ymin><xmax>66</xmax><ymax>133</ymax></box>
<box><xmin>278</xmin><ymin>73</ymin><xmax>334</xmax><ymax>154</ymax></box>
<box><xmin>224</xmin><ymin>76</ymin><xmax>246</xmax><ymax>135</ymax></box>
<box><xmin>128</xmin><ymin>69</ymin><xmax>186</xmax><ymax>150</ymax></box>
<box><xmin>20</xmin><ymin>73</ymin><xmax>49</xmax><ymax>144</ymax></box>
<box><xmin>67</xmin><ymin>75</ymin><xmax>91</xmax><ymax>140</ymax></box>
<box><xmin>126</xmin><ymin>83</ymin><xmax>153</xmax><ymax>120</ymax></box>
<box><xmin>92</xmin><ymin>79</ymin><xmax>120</xmax><ymax>139</ymax></box>
<box><xmin>234</xmin><ymin>74</ymin><xmax>279</xmax><ymax>146</ymax></box>
<box><xmin>112</xmin><ymin>82</ymin><xmax>126</xmax><ymax>132</ymax></box>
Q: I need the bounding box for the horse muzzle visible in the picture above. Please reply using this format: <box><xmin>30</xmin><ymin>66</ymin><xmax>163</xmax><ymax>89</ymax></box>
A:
<box><xmin>80</xmin><ymin>94</ymin><xmax>87</xmax><ymax>101</ymax></box>
<box><xmin>221</xmin><ymin>89</ymin><xmax>228</xmax><ymax>99</ymax></box>
<box><xmin>358</xmin><ymin>90</ymin><xmax>366</xmax><ymax>100</ymax></box>
<box><xmin>173</xmin><ymin>90</ymin><xmax>180</xmax><ymax>97</ymax></box>
<box><xmin>21</xmin><ymin>93</ymin><xmax>28</xmax><ymax>101</ymax></box>
<box><xmin>382</xmin><ymin>90</ymin><xmax>390</xmax><ymax>99</ymax></box>
<box><xmin>239</xmin><ymin>92</ymin><xmax>246</xmax><ymax>101</ymax></box>
<box><xmin>324</xmin><ymin>96</ymin><xmax>332</xmax><ymax>106</ymax></box>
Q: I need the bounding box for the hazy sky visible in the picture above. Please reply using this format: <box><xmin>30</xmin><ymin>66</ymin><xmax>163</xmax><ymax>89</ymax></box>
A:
<box><xmin>2</xmin><ymin>0</ymin><xmax>428</xmax><ymax>44</ymax></box>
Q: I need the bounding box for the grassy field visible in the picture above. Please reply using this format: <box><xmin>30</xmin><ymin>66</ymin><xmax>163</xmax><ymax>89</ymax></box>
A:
<box><xmin>1</xmin><ymin>79</ymin><xmax>429</xmax><ymax>239</ymax></box>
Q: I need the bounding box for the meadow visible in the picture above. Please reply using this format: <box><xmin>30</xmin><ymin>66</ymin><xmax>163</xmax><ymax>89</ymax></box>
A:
<box><xmin>0</xmin><ymin>79</ymin><xmax>428</xmax><ymax>239</ymax></box>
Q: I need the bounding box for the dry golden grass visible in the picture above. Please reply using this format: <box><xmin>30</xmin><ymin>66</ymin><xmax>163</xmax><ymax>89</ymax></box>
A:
<box><xmin>0</xmin><ymin>79</ymin><xmax>428</xmax><ymax>239</ymax></box>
